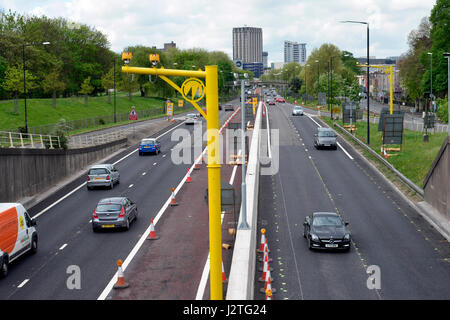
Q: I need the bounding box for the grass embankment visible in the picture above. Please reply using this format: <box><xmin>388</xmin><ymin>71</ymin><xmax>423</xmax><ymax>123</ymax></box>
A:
<box><xmin>0</xmin><ymin>93</ymin><xmax>191</xmax><ymax>134</ymax></box>
<box><xmin>321</xmin><ymin>116</ymin><xmax>446</xmax><ymax>188</ymax></box>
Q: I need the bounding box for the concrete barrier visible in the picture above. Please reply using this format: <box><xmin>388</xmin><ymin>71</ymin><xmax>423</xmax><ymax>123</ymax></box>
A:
<box><xmin>0</xmin><ymin>138</ymin><xmax>127</xmax><ymax>203</ymax></box>
<box><xmin>226</xmin><ymin>102</ymin><xmax>262</xmax><ymax>300</ymax></box>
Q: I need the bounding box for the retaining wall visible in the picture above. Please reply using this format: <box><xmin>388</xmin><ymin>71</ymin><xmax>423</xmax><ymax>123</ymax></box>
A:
<box><xmin>0</xmin><ymin>138</ymin><xmax>127</xmax><ymax>203</ymax></box>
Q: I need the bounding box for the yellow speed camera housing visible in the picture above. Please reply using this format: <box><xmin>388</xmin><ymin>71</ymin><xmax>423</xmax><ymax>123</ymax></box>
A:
<box><xmin>149</xmin><ymin>53</ymin><xmax>160</xmax><ymax>66</ymax></box>
<box><xmin>122</xmin><ymin>52</ymin><xmax>132</xmax><ymax>64</ymax></box>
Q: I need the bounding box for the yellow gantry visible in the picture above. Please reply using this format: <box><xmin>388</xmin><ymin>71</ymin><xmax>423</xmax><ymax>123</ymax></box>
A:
<box><xmin>121</xmin><ymin>63</ymin><xmax>223</xmax><ymax>300</ymax></box>
<box><xmin>357</xmin><ymin>63</ymin><xmax>394</xmax><ymax>114</ymax></box>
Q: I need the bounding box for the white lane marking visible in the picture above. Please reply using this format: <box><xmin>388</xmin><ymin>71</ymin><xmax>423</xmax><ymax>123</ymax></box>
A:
<box><xmin>306</xmin><ymin>114</ymin><xmax>353</xmax><ymax>160</ymax></box>
<box><xmin>31</xmin><ymin>121</ymin><xmax>186</xmax><ymax>220</ymax></box>
<box><xmin>128</xmin><ymin>184</ymin><xmax>134</xmax><ymax>188</ymax></box>
<box><xmin>337</xmin><ymin>142</ymin><xmax>354</xmax><ymax>160</ymax></box>
<box><xmin>98</xmin><ymin>108</ymin><xmax>239</xmax><ymax>301</ymax></box>
<box><xmin>142</xmin><ymin>172</ymin><xmax>146</xmax><ymax>176</ymax></box>
<box><xmin>17</xmin><ymin>279</ymin><xmax>29</xmax><ymax>288</ymax></box>
<box><xmin>196</xmin><ymin>212</ymin><xmax>225</xmax><ymax>300</ymax></box>
<box><xmin>265</xmin><ymin>103</ymin><xmax>272</xmax><ymax>159</ymax></box>
<box><xmin>59</xmin><ymin>243</ymin><xmax>68</xmax><ymax>250</ymax></box>
<box><xmin>228</xmin><ymin>150</ymin><xmax>241</xmax><ymax>185</ymax></box>
<box><xmin>162</xmin><ymin>154</ymin><xmax>166</xmax><ymax>158</ymax></box>
<box><xmin>153</xmin><ymin>162</ymin><xmax>157</xmax><ymax>166</ymax></box>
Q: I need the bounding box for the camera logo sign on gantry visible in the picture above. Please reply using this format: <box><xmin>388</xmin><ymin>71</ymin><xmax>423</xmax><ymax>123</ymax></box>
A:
<box><xmin>181</xmin><ymin>78</ymin><xmax>206</xmax><ymax>103</ymax></box>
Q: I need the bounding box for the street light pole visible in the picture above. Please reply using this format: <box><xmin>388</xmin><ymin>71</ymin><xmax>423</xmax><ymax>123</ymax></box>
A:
<box><xmin>340</xmin><ymin>20</ymin><xmax>370</xmax><ymax>144</ymax></box>
<box><xmin>444</xmin><ymin>52</ymin><xmax>450</xmax><ymax>136</ymax></box>
<box><xmin>22</xmin><ymin>41</ymin><xmax>50</xmax><ymax>133</ymax></box>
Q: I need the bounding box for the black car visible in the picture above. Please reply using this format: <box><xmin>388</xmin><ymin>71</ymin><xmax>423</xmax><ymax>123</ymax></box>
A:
<box><xmin>224</xmin><ymin>104</ymin><xmax>234</xmax><ymax>111</ymax></box>
<box><xmin>303</xmin><ymin>212</ymin><xmax>351</xmax><ymax>251</ymax></box>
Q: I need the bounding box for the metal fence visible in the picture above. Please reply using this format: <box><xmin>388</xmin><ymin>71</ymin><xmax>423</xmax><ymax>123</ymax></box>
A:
<box><xmin>0</xmin><ymin>131</ymin><xmax>61</xmax><ymax>149</ymax></box>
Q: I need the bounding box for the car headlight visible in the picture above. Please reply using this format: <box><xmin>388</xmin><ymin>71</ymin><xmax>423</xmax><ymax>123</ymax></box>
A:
<box><xmin>344</xmin><ymin>234</ymin><xmax>351</xmax><ymax>241</ymax></box>
<box><xmin>310</xmin><ymin>233</ymin><xmax>319</xmax><ymax>241</ymax></box>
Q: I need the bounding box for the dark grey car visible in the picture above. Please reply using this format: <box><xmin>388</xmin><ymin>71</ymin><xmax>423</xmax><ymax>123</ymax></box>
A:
<box><xmin>303</xmin><ymin>212</ymin><xmax>351</xmax><ymax>251</ymax></box>
<box><xmin>92</xmin><ymin>197</ymin><xmax>138</xmax><ymax>231</ymax></box>
<box><xmin>314</xmin><ymin>127</ymin><xmax>337</xmax><ymax>149</ymax></box>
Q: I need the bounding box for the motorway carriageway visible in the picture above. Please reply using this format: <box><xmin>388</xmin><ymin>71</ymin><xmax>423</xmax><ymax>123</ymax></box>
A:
<box><xmin>255</xmin><ymin>100</ymin><xmax>450</xmax><ymax>299</ymax></box>
<box><xmin>0</xmin><ymin>101</ymin><xmax>240</xmax><ymax>299</ymax></box>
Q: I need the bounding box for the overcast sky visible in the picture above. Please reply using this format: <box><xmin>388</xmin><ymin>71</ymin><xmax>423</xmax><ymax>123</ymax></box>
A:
<box><xmin>0</xmin><ymin>0</ymin><xmax>436</xmax><ymax>64</ymax></box>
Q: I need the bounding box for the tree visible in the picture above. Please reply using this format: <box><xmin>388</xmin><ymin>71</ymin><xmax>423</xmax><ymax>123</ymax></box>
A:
<box><xmin>2</xmin><ymin>65</ymin><xmax>37</xmax><ymax>113</ymax></box>
<box><xmin>398</xmin><ymin>17</ymin><xmax>431</xmax><ymax>110</ymax></box>
<box><xmin>0</xmin><ymin>55</ymin><xmax>8</xmax><ymax>99</ymax></box>
<box><xmin>42</xmin><ymin>69</ymin><xmax>66</xmax><ymax>108</ymax></box>
<box><xmin>79</xmin><ymin>76</ymin><xmax>94</xmax><ymax>106</ymax></box>
<box><xmin>101</xmin><ymin>67</ymin><xmax>115</xmax><ymax>104</ymax></box>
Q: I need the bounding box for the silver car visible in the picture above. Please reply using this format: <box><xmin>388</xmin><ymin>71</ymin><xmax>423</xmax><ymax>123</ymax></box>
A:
<box><xmin>314</xmin><ymin>127</ymin><xmax>337</xmax><ymax>149</ymax></box>
<box><xmin>87</xmin><ymin>164</ymin><xmax>120</xmax><ymax>190</ymax></box>
<box><xmin>292</xmin><ymin>106</ymin><xmax>304</xmax><ymax>116</ymax></box>
<box><xmin>185</xmin><ymin>113</ymin><xmax>200</xmax><ymax>125</ymax></box>
<box><xmin>92</xmin><ymin>197</ymin><xmax>138</xmax><ymax>231</ymax></box>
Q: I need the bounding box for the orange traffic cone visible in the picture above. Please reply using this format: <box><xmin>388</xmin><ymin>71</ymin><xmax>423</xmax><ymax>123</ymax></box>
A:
<box><xmin>222</xmin><ymin>262</ymin><xmax>227</xmax><ymax>283</ymax></box>
<box><xmin>170</xmin><ymin>187</ymin><xmax>178</xmax><ymax>206</ymax></box>
<box><xmin>113</xmin><ymin>259</ymin><xmax>129</xmax><ymax>289</ymax></box>
<box><xmin>186</xmin><ymin>169</ymin><xmax>192</xmax><ymax>183</ymax></box>
<box><xmin>147</xmin><ymin>218</ymin><xmax>159</xmax><ymax>240</ymax></box>
<box><xmin>258</xmin><ymin>257</ymin><xmax>273</xmax><ymax>282</ymax></box>
<box><xmin>260</xmin><ymin>269</ymin><xmax>276</xmax><ymax>294</ymax></box>
<box><xmin>257</xmin><ymin>228</ymin><xmax>266</xmax><ymax>253</ymax></box>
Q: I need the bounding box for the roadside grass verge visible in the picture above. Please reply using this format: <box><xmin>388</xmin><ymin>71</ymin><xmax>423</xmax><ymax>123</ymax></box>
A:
<box><xmin>321</xmin><ymin>116</ymin><xmax>447</xmax><ymax>189</ymax></box>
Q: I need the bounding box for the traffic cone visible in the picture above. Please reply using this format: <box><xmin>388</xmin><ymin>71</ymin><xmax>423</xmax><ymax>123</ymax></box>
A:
<box><xmin>186</xmin><ymin>169</ymin><xmax>192</xmax><ymax>183</ymax></box>
<box><xmin>170</xmin><ymin>187</ymin><xmax>178</xmax><ymax>206</ymax></box>
<box><xmin>222</xmin><ymin>262</ymin><xmax>227</xmax><ymax>283</ymax></box>
<box><xmin>147</xmin><ymin>218</ymin><xmax>159</xmax><ymax>240</ymax></box>
<box><xmin>113</xmin><ymin>260</ymin><xmax>129</xmax><ymax>289</ymax></box>
<box><xmin>259</xmin><ymin>242</ymin><xmax>272</xmax><ymax>262</ymax></box>
<box><xmin>258</xmin><ymin>257</ymin><xmax>273</xmax><ymax>282</ymax></box>
<box><xmin>257</xmin><ymin>228</ymin><xmax>266</xmax><ymax>253</ymax></box>
<box><xmin>260</xmin><ymin>269</ymin><xmax>276</xmax><ymax>294</ymax></box>
<box><xmin>194</xmin><ymin>161</ymin><xmax>200</xmax><ymax>170</ymax></box>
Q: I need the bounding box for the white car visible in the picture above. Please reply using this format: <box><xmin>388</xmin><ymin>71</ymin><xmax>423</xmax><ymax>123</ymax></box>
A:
<box><xmin>185</xmin><ymin>113</ymin><xmax>200</xmax><ymax>124</ymax></box>
<box><xmin>292</xmin><ymin>106</ymin><xmax>304</xmax><ymax>116</ymax></box>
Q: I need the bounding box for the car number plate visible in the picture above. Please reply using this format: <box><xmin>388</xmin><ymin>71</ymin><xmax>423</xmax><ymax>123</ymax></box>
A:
<box><xmin>94</xmin><ymin>177</ymin><xmax>103</xmax><ymax>180</ymax></box>
<box><xmin>325</xmin><ymin>144</ymin><xmax>330</xmax><ymax>147</ymax></box>
<box><xmin>102</xmin><ymin>225</ymin><xmax>114</xmax><ymax>228</ymax></box>
<box><xmin>325</xmin><ymin>244</ymin><xmax>338</xmax><ymax>248</ymax></box>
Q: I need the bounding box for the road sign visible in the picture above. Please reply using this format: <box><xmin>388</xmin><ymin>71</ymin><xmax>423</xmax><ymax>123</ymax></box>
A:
<box><xmin>383</xmin><ymin>114</ymin><xmax>404</xmax><ymax>145</ymax></box>
<box><xmin>167</xmin><ymin>102</ymin><xmax>174</xmax><ymax>116</ymax></box>
<box><xmin>318</xmin><ymin>92</ymin><xmax>326</xmax><ymax>106</ymax></box>
<box><xmin>129</xmin><ymin>106</ymin><xmax>138</xmax><ymax>120</ymax></box>
<box><xmin>178</xmin><ymin>99</ymin><xmax>184</xmax><ymax>107</ymax></box>
<box><xmin>233</xmin><ymin>60</ymin><xmax>243</xmax><ymax>69</ymax></box>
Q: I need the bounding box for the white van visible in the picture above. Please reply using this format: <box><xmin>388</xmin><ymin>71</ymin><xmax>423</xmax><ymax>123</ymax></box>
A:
<box><xmin>0</xmin><ymin>203</ymin><xmax>38</xmax><ymax>277</ymax></box>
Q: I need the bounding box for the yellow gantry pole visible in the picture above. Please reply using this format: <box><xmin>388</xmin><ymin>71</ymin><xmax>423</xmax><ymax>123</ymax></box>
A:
<box><xmin>389</xmin><ymin>65</ymin><xmax>393</xmax><ymax>115</ymax></box>
<box><xmin>205</xmin><ymin>65</ymin><xmax>223</xmax><ymax>300</ymax></box>
<box><xmin>121</xmin><ymin>63</ymin><xmax>223</xmax><ymax>300</ymax></box>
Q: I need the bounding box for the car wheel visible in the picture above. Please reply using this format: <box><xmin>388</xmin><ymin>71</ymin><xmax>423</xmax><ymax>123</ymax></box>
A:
<box><xmin>124</xmin><ymin>218</ymin><xmax>130</xmax><ymax>231</ymax></box>
<box><xmin>30</xmin><ymin>235</ymin><xmax>38</xmax><ymax>254</ymax></box>
<box><xmin>87</xmin><ymin>185</ymin><xmax>92</xmax><ymax>190</ymax></box>
<box><xmin>0</xmin><ymin>257</ymin><xmax>8</xmax><ymax>278</ymax></box>
<box><xmin>110</xmin><ymin>181</ymin><xmax>114</xmax><ymax>189</ymax></box>
<box><xmin>92</xmin><ymin>225</ymin><xmax>99</xmax><ymax>233</ymax></box>
<box><xmin>307</xmin><ymin>237</ymin><xmax>313</xmax><ymax>250</ymax></box>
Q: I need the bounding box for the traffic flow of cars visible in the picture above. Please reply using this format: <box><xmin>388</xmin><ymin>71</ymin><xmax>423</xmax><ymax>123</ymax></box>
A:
<box><xmin>87</xmin><ymin>164</ymin><xmax>120</xmax><ymax>190</ymax></box>
<box><xmin>292</xmin><ymin>105</ymin><xmax>304</xmax><ymax>116</ymax></box>
<box><xmin>314</xmin><ymin>127</ymin><xmax>338</xmax><ymax>150</ymax></box>
<box><xmin>303</xmin><ymin>212</ymin><xmax>351</xmax><ymax>251</ymax></box>
<box><xmin>138</xmin><ymin>138</ymin><xmax>161</xmax><ymax>155</ymax></box>
<box><xmin>92</xmin><ymin>197</ymin><xmax>138</xmax><ymax>232</ymax></box>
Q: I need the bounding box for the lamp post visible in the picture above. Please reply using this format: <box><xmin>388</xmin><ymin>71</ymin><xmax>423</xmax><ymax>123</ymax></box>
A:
<box><xmin>315</xmin><ymin>60</ymin><xmax>319</xmax><ymax>99</ymax></box>
<box><xmin>305</xmin><ymin>64</ymin><xmax>310</xmax><ymax>99</ymax></box>
<box><xmin>444</xmin><ymin>52</ymin><xmax>450</xmax><ymax>136</ymax></box>
<box><xmin>330</xmin><ymin>56</ymin><xmax>336</xmax><ymax>120</ymax></box>
<box><xmin>22</xmin><ymin>41</ymin><xmax>50</xmax><ymax>133</ymax></box>
<box><xmin>235</xmin><ymin>72</ymin><xmax>250</xmax><ymax>230</ymax></box>
<box><xmin>341</xmin><ymin>20</ymin><xmax>370</xmax><ymax>144</ymax></box>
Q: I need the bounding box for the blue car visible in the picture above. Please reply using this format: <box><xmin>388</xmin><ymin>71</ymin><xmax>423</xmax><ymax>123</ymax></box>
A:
<box><xmin>138</xmin><ymin>138</ymin><xmax>161</xmax><ymax>155</ymax></box>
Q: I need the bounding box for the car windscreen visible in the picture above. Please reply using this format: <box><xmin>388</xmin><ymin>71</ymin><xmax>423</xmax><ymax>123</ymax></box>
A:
<box><xmin>89</xmin><ymin>168</ymin><xmax>108</xmax><ymax>175</ymax></box>
<box><xmin>96</xmin><ymin>203</ymin><xmax>122</xmax><ymax>212</ymax></box>
<box><xmin>318</xmin><ymin>130</ymin><xmax>336</xmax><ymax>137</ymax></box>
<box><xmin>313</xmin><ymin>215</ymin><xmax>343</xmax><ymax>227</ymax></box>
<box><xmin>141</xmin><ymin>139</ymin><xmax>155</xmax><ymax>145</ymax></box>
<box><xmin>294</xmin><ymin>107</ymin><xmax>302</xmax><ymax>110</ymax></box>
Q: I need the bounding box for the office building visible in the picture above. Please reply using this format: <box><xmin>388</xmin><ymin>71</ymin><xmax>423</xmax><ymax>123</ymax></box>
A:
<box><xmin>232</xmin><ymin>27</ymin><xmax>263</xmax><ymax>64</ymax></box>
<box><xmin>284</xmin><ymin>41</ymin><xmax>306</xmax><ymax>65</ymax></box>
<box><xmin>262</xmin><ymin>51</ymin><xmax>268</xmax><ymax>68</ymax></box>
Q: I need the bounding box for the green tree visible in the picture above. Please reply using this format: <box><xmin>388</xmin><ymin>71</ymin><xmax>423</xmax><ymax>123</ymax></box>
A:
<box><xmin>2</xmin><ymin>65</ymin><xmax>37</xmax><ymax>113</ymax></box>
<box><xmin>79</xmin><ymin>76</ymin><xmax>94</xmax><ymax>106</ymax></box>
<box><xmin>42</xmin><ymin>69</ymin><xmax>66</xmax><ymax>108</ymax></box>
